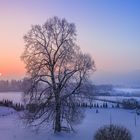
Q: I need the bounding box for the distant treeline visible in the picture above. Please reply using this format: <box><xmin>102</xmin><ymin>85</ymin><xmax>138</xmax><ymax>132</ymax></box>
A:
<box><xmin>0</xmin><ymin>79</ymin><xmax>114</xmax><ymax>95</ymax></box>
<box><xmin>0</xmin><ymin>80</ymin><xmax>22</xmax><ymax>92</ymax></box>
<box><xmin>0</xmin><ymin>99</ymin><xmax>24</xmax><ymax>111</ymax></box>
<box><xmin>92</xmin><ymin>84</ymin><xmax>114</xmax><ymax>96</ymax></box>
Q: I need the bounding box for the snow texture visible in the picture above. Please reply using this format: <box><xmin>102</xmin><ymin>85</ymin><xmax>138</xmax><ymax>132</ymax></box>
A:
<box><xmin>0</xmin><ymin>107</ymin><xmax>139</xmax><ymax>140</ymax></box>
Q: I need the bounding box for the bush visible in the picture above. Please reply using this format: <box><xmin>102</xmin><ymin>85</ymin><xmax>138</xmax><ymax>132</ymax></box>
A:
<box><xmin>94</xmin><ymin>124</ymin><xmax>132</xmax><ymax>140</ymax></box>
<box><xmin>26</xmin><ymin>103</ymin><xmax>38</xmax><ymax>113</ymax></box>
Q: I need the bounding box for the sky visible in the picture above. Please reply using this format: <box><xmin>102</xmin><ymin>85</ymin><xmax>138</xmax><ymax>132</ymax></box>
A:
<box><xmin>0</xmin><ymin>0</ymin><xmax>140</xmax><ymax>80</ymax></box>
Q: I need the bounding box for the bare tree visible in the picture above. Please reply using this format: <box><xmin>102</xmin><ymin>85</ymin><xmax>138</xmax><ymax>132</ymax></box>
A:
<box><xmin>21</xmin><ymin>16</ymin><xmax>95</xmax><ymax>133</ymax></box>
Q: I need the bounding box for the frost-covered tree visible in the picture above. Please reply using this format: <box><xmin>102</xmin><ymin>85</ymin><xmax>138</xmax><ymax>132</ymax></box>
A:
<box><xmin>21</xmin><ymin>17</ymin><xmax>95</xmax><ymax>132</ymax></box>
<box><xmin>94</xmin><ymin>124</ymin><xmax>132</xmax><ymax>140</ymax></box>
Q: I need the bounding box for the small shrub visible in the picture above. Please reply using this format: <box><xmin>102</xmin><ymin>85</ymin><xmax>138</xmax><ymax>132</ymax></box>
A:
<box><xmin>26</xmin><ymin>103</ymin><xmax>38</xmax><ymax>113</ymax></box>
<box><xmin>116</xmin><ymin>103</ymin><xmax>120</xmax><ymax>108</ymax></box>
<box><xmin>94</xmin><ymin>124</ymin><xmax>132</xmax><ymax>140</ymax></box>
<box><xmin>96</xmin><ymin>109</ymin><xmax>98</xmax><ymax>113</ymax></box>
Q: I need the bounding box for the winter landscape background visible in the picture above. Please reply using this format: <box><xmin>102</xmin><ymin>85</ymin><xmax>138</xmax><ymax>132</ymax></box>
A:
<box><xmin>0</xmin><ymin>86</ymin><xmax>140</xmax><ymax>140</ymax></box>
<box><xmin>0</xmin><ymin>0</ymin><xmax>140</xmax><ymax>140</ymax></box>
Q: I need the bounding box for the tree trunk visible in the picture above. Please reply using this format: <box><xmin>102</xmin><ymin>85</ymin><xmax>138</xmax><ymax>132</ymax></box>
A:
<box><xmin>54</xmin><ymin>99</ymin><xmax>61</xmax><ymax>133</ymax></box>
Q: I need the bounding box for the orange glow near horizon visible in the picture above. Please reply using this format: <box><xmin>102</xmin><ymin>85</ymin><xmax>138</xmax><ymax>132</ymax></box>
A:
<box><xmin>0</xmin><ymin>39</ymin><xmax>26</xmax><ymax>79</ymax></box>
<box><xmin>0</xmin><ymin>53</ymin><xmax>26</xmax><ymax>79</ymax></box>
<box><xmin>0</xmin><ymin>0</ymin><xmax>140</xmax><ymax>80</ymax></box>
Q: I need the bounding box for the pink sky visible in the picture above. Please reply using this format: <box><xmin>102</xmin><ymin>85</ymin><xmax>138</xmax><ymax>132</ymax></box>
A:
<box><xmin>0</xmin><ymin>0</ymin><xmax>140</xmax><ymax>79</ymax></box>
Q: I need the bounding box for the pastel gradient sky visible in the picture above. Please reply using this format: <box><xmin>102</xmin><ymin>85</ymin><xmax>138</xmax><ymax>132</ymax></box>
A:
<box><xmin>0</xmin><ymin>0</ymin><xmax>140</xmax><ymax>79</ymax></box>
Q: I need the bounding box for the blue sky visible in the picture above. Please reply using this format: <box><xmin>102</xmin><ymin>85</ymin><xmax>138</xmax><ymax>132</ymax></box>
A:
<box><xmin>0</xmin><ymin>0</ymin><xmax>140</xmax><ymax>79</ymax></box>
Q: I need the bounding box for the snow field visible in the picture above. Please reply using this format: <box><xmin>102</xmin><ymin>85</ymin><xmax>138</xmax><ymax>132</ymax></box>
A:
<box><xmin>0</xmin><ymin>107</ymin><xmax>139</xmax><ymax>140</ymax></box>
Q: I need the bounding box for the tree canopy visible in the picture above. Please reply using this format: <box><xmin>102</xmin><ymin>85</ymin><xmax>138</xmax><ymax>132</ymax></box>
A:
<box><xmin>21</xmin><ymin>16</ymin><xmax>95</xmax><ymax>132</ymax></box>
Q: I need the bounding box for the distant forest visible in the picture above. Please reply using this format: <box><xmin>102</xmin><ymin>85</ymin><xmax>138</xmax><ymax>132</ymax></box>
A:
<box><xmin>0</xmin><ymin>80</ymin><xmax>22</xmax><ymax>92</ymax></box>
<box><xmin>0</xmin><ymin>79</ymin><xmax>113</xmax><ymax>95</ymax></box>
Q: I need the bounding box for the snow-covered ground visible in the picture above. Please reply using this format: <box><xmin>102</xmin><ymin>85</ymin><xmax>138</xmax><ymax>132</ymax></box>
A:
<box><xmin>0</xmin><ymin>92</ymin><xmax>22</xmax><ymax>103</ymax></box>
<box><xmin>0</xmin><ymin>87</ymin><xmax>140</xmax><ymax>104</ymax></box>
<box><xmin>0</xmin><ymin>90</ymin><xmax>140</xmax><ymax>140</ymax></box>
<box><xmin>111</xmin><ymin>87</ymin><xmax>140</xmax><ymax>97</ymax></box>
<box><xmin>114</xmin><ymin>88</ymin><xmax>140</xmax><ymax>96</ymax></box>
<box><xmin>0</xmin><ymin>107</ymin><xmax>139</xmax><ymax>140</ymax></box>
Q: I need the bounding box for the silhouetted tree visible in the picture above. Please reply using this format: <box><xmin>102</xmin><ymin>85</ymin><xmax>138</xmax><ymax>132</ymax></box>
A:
<box><xmin>21</xmin><ymin>17</ymin><xmax>95</xmax><ymax>133</ymax></box>
<box><xmin>105</xmin><ymin>103</ymin><xmax>108</xmax><ymax>108</ymax></box>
